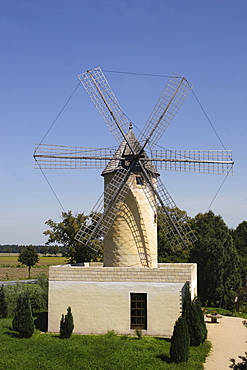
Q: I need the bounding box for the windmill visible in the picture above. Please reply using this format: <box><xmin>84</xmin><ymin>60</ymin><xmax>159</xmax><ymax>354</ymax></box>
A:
<box><xmin>34</xmin><ymin>67</ymin><xmax>233</xmax><ymax>268</ymax></box>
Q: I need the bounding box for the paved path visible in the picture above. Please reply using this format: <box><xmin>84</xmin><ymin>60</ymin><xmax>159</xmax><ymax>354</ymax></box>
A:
<box><xmin>204</xmin><ymin>316</ymin><xmax>247</xmax><ymax>369</ymax></box>
<box><xmin>0</xmin><ymin>279</ymin><xmax>37</xmax><ymax>286</ymax></box>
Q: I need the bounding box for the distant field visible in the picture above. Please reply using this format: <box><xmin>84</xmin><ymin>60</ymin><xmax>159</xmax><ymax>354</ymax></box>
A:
<box><xmin>0</xmin><ymin>255</ymin><xmax>67</xmax><ymax>280</ymax></box>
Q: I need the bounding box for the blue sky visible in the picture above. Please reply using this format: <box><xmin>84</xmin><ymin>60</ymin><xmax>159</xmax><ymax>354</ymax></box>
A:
<box><xmin>1</xmin><ymin>0</ymin><xmax>246</xmax><ymax>245</ymax></box>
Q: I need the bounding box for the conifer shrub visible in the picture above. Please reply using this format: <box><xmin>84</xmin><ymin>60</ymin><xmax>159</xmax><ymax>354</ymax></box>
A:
<box><xmin>193</xmin><ymin>296</ymin><xmax>207</xmax><ymax>344</ymax></box>
<box><xmin>60</xmin><ymin>306</ymin><xmax>74</xmax><ymax>339</ymax></box>
<box><xmin>12</xmin><ymin>291</ymin><xmax>34</xmax><ymax>338</ymax></box>
<box><xmin>0</xmin><ymin>285</ymin><xmax>8</xmax><ymax>318</ymax></box>
<box><xmin>170</xmin><ymin>316</ymin><xmax>190</xmax><ymax>363</ymax></box>
<box><xmin>182</xmin><ymin>282</ymin><xmax>207</xmax><ymax>346</ymax></box>
<box><xmin>182</xmin><ymin>281</ymin><xmax>193</xmax><ymax>343</ymax></box>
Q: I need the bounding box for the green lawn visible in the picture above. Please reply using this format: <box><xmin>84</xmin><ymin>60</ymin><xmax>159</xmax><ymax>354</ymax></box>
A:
<box><xmin>0</xmin><ymin>317</ymin><xmax>210</xmax><ymax>370</ymax></box>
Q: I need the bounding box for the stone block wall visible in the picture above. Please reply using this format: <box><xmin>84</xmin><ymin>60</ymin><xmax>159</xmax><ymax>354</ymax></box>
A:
<box><xmin>48</xmin><ymin>263</ymin><xmax>197</xmax><ymax>336</ymax></box>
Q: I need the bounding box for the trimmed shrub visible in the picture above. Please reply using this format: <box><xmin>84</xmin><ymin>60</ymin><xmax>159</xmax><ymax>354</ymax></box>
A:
<box><xmin>12</xmin><ymin>291</ymin><xmax>34</xmax><ymax>338</ymax></box>
<box><xmin>0</xmin><ymin>285</ymin><xmax>8</xmax><ymax>318</ymax></box>
<box><xmin>193</xmin><ymin>296</ymin><xmax>207</xmax><ymax>344</ymax></box>
<box><xmin>60</xmin><ymin>306</ymin><xmax>74</xmax><ymax>339</ymax></box>
<box><xmin>170</xmin><ymin>316</ymin><xmax>190</xmax><ymax>363</ymax></box>
<box><xmin>182</xmin><ymin>281</ymin><xmax>192</xmax><ymax>318</ymax></box>
<box><xmin>182</xmin><ymin>282</ymin><xmax>207</xmax><ymax>346</ymax></box>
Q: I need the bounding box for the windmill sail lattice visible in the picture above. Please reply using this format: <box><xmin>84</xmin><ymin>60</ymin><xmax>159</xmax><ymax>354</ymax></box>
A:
<box><xmin>34</xmin><ymin>67</ymin><xmax>233</xmax><ymax>267</ymax></box>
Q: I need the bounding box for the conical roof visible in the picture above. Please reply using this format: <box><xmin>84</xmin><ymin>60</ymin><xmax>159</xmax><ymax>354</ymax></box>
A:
<box><xmin>101</xmin><ymin>126</ymin><xmax>159</xmax><ymax>176</ymax></box>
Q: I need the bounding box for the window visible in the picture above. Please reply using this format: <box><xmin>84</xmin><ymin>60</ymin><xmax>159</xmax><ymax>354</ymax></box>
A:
<box><xmin>130</xmin><ymin>293</ymin><xmax>147</xmax><ymax>329</ymax></box>
<box><xmin>136</xmin><ymin>176</ymin><xmax>144</xmax><ymax>185</ymax></box>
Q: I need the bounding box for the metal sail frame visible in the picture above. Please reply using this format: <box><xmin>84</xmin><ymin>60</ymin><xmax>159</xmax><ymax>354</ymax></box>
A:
<box><xmin>34</xmin><ymin>67</ymin><xmax>234</xmax><ymax>256</ymax></box>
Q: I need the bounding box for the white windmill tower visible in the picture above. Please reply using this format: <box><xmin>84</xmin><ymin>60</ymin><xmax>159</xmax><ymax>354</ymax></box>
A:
<box><xmin>34</xmin><ymin>67</ymin><xmax>233</xmax><ymax>269</ymax></box>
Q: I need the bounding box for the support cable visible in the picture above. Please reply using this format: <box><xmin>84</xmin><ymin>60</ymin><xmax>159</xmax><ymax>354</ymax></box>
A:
<box><xmin>192</xmin><ymin>90</ymin><xmax>228</xmax><ymax>153</ymax></box>
<box><xmin>34</xmin><ymin>81</ymin><xmax>81</xmax><ymax>211</ymax></box>
<box><xmin>206</xmin><ymin>165</ymin><xmax>233</xmax><ymax>212</ymax></box>
<box><xmin>34</xmin><ymin>159</ymin><xmax>66</xmax><ymax>212</ymax></box>
<box><xmin>103</xmin><ymin>69</ymin><xmax>175</xmax><ymax>79</ymax></box>
<box><xmin>34</xmin><ymin>81</ymin><xmax>81</xmax><ymax>155</ymax></box>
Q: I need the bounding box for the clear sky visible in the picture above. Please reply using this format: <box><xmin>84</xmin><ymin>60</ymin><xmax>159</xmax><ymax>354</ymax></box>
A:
<box><xmin>1</xmin><ymin>0</ymin><xmax>246</xmax><ymax>245</ymax></box>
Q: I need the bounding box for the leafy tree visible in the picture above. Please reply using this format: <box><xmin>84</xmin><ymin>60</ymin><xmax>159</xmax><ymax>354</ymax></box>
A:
<box><xmin>190</xmin><ymin>211</ymin><xmax>241</xmax><ymax>308</ymax></box>
<box><xmin>158</xmin><ymin>207</ymin><xmax>192</xmax><ymax>263</ymax></box>
<box><xmin>48</xmin><ymin>245</ymin><xmax>60</xmax><ymax>256</ymax></box>
<box><xmin>18</xmin><ymin>245</ymin><xmax>39</xmax><ymax>278</ymax></box>
<box><xmin>170</xmin><ymin>316</ymin><xmax>190</xmax><ymax>363</ymax></box>
<box><xmin>40</xmin><ymin>246</ymin><xmax>48</xmax><ymax>256</ymax></box>
<box><xmin>12</xmin><ymin>291</ymin><xmax>34</xmax><ymax>338</ymax></box>
<box><xmin>44</xmin><ymin>211</ymin><xmax>103</xmax><ymax>263</ymax></box>
<box><xmin>0</xmin><ymin>285</ymin><xmax>8</xmax><ymax>318</ymax></box>
<box><xmin>232</xmin><ymin>221</ymin><xmax>247</xmax><ymax>286</ymax></box>
<box><xmin>60</xmin><ymin>306</ymin><xmax>74</xmax><ymax>339</ymax></box>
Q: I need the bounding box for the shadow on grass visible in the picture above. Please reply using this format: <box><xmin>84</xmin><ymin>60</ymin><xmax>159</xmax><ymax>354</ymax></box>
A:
<box><xmin>156</xmin><ymin>337</ymin><xmax>171</xmax><ymax>343</ymax></box>
<box><xmin>4</xmin><ymin>330</ymin><xmax>20</xmax><ymax>338</ymax></box>
<box><xmin>34</xmin><ymin>312</ymin><xmax>48</xmax><ymax>332</ymax></box>
<box><xmin>156</xmin><ymin>354</ymin><xmax>171</xmax><ymax>363</ymax></box>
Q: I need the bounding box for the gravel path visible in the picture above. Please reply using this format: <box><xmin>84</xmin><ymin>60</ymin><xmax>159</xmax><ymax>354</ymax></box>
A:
<box><xmin>204</xmin><ymin>316</ymin><xmax>247</xmax><ymax>369</ymax></box>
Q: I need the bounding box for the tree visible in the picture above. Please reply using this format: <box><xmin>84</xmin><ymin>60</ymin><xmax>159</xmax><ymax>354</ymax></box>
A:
<box><xmin>0</xmin><ymin>285</ymin><xmax>8</xmax><ymax>318</ymax></box>
<box><xmin>190</xmin><ymin>211</ymin><xmax>241</xmax><ymax>308</ymax></box>
<box><xmin>12</xmin><ymin>291</ymin><xmax>34</xmax><ymax>338</ymax></box>
<box><xmin>60</xmin><ymin>306</ymin><xmax>74</xmax><ymax>339</ymax></box>
<box><xmin>232</xmin><ymin>221</ymin><xmax>247</xmax><ymax>286</ymax></box>
<box><xmin>18</xmin><ymin>245</ymin><xmax>39</xmax><ymax>278</ymax></box>
<box><xmin>158</xmin><ymin>207</ymin><xmax>192</xmax><ymax>263</ymax></box>
<box><xmin>40</xmin><ymin>246</ymin><xmax>48</xmax><ymax>256</ymax></box>
<box><xmin>48</xmin><ymin>245</ymin><xmax>60</xmax><ymax>256</ymax></box>
<box><xmin>170</xmin><ymin>316</ymin><xmax>190</xmax><ymax>363</ymax></box>
<box><xmin>44</xmin><ymin>211</ymin><xmax>103</xmax><ymax>263</ymax></box>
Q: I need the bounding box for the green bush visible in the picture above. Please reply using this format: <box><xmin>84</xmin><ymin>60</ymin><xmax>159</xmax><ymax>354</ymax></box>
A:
<box><xmin>12</xmin><ymin>291</ymin><xmax>34</xmax><ymax>338</ymax></box>
<box><xmin>4</xmin><ymin>274</ymin><xmax>48</xmax><ymax>316</ymax></box>
<box><xmin>60</xmin><ymin>306</ymin><xmax>74</xmax><ymax>339</ymax></box>
<box><xmin>170</xmin><ymin>316</ymin><xmax>190</xmax><ymax>363</ymax></box>
<box><xmin>0</xmin><ymin>285</ymin><xmax>8</xmax><ymax>318</ymax></box>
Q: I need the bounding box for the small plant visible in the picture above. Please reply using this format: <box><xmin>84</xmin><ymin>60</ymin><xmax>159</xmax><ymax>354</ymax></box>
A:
<box><xmin>60</xmin><ymin>306</ymin><xmax>74</xmax><ymax>339</ymax></box>
<box><xmin>170</xmin><ymin>316</ymin><xmax>190</xmax><ymax>363</ymax></box>
<box><xmin>135</xmin><ymin>328</ymin><xmax>142</xmax><ymax>340</ymax></box>
<box><xmin>105</xmin><ymin>330</ymin><xmax>117</xmax><ymax>338</ymax></box>
<box><xmin>229</xmin><ymin>352</ymin><xmax>247</xmax><ymax>369</ymax></box>
<box><xmin>12</xmin><ymin>291</ymin><xmax>34</xmax><ymax>338</ymax></box>
<box><xmin>229</xmin><ymin>321</ymin><xmax>247</xmax><ymax>369</ymax></box>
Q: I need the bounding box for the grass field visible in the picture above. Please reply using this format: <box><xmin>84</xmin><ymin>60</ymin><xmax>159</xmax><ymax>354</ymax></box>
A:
<box><xmin>0</xmin><ymin>317</ymin><xmax>211</xmax><ymax>369</ymax></box>
<box><xmin>0</xmin><ymin>255</ymin><xmax>66</xmax><ymax>280</ymax></box>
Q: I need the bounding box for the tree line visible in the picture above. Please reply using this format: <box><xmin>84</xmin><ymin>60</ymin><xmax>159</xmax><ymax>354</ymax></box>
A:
<box><xmin>0</xmin><ymin>244</ymin><xmax>65</xmax><ymax>255</ymax></box>
<box><xmin>43</xmin><ymin>210</ymin><xmax>247</xmax><ymax>311</ymax></box>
